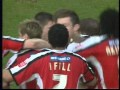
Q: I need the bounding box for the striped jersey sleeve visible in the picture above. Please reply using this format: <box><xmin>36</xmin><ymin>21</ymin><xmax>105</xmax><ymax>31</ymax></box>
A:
<box><xmin>3</xmin><ymin>36</ymin><xmax>25</xmax><ymax>51</ymax></box>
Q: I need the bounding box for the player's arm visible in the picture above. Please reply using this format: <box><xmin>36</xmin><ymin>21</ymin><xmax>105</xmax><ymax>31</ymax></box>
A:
<box><xmin>80</xmin><ymin>76</ymin><xmax>97</xmax><ymax>87</ymax></box>
<box><xmin>3</xmin><ymin>54</ymin><xmax>41</xmax><ymax>87</ymax></box>
<box><xmin>2</xmin><ymin>80</ymin><xmax>10</xmax><ymax>89</ymax></box>
<box><xmin>86</xmin><ymin>56</ymin><xmax>108</xmax><ymax>89</ymax></box>
<box><xmin>23</xmin><ymin>38</ymin><xmax>51</xmax><ymax>49</ymax></box>
<box><xmin>3</xmin><ymin>69</ymin><xmax>13</xmax><ymax>83</ymax></box>
<box><xmin>2</xmin><ymin>69</ymin><xmax>13</xmax><ymax>89</ymax></box>
<box><xmin>2</xmin><ymin>50</ymin><xmax>9</xmax><ymax>57</ymax></box>
<box><xmin>3</xmin><ymin>36</ymin><xmax>25</xmax><ymax>51</ymax></box>
<box><xmin>3</xmin><ymin>36</ymin><xmax>51</xmax><ymax>51</ymax></box>
<box><xmin>78</xmin><ymin>60</ymin><xmax>98</xmax><ymax>89</ymax></box>
<box><xmin>78</xmin><ymin>76</ymin><xmax>97</xmax><ymax>89</ymax></box>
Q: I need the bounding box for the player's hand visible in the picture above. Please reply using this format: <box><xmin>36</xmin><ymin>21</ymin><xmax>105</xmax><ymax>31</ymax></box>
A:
<box><xmin>2</xmin><ymin>81</ymin><xmax>10</xmax><ymax>89</ymax></box>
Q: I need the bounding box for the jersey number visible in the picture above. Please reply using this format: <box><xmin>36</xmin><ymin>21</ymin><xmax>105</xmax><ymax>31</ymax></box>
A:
<box><xmin>52</xmin><ymin>74</ymin><xmax>67</xmax><ymax>89</ymax></box>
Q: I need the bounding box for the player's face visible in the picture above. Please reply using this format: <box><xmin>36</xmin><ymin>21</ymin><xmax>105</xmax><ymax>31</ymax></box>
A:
<box><xmin>56</xmin><ymin>17</ymin><xmax>74</xmax><ymax>39</ymax></box>
<box><xmin>41</xmin><ymin>21</ymin><xmax>54</xmax><ymax>41</ymax></box>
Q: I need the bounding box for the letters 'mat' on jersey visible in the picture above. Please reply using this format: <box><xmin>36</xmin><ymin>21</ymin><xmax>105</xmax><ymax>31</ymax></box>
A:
<box><xmin>3</xmin><ymin>36</ymin><xmax>24</xmax><ymax>51</ymax></box>
<box><xmin>9</xmin><ymin>49</ymin><xmax>95</xmax><ymax>89</ymax></box>
<box><xmin>76</xmin><ymin>35</ymin><xmax>119</xmax><ymax>89</ymax></box>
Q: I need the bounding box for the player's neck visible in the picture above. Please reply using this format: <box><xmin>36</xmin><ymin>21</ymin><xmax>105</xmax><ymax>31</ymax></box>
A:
<box><xmin>53</xmin><ymin>47</ymin><xmax>66</xmax><ymax>50</ymax></box>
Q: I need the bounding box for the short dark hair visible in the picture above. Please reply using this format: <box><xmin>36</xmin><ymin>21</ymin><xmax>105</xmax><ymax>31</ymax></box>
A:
<box><xmin>54</xmin><ymin>9</ymin><xmax>80</xmax><ymax>25</ymax></box>
<box><xmin>99</xmin><ymin>8</ymin><xmax>119</xmax><ymax>38</ymax></box>
<box><xmin>48</xmin><ymin>24</ymin><xmax>69</xmax><ymax>48</ymax></box>
<box><xmin>80</xmin><ymin>18</ymin><xmax>100</xmax><ymax>36</ymax></box>
<box><xmin>34</xmin><ymin>12</ymin><xmax>53</xmax><ymax>28</ymax></box>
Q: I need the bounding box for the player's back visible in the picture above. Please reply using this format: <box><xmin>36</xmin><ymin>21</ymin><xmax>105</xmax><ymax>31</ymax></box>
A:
<box><xmin>76</xmin><ymin>35</ymin><xmax>119</xmax><ymax>89</ymax></box>
<box><xmin>92</xmin><ymin>37</ymin><xmax>119</xmax><ymax>89</ymax></box>
<box><xmin>27</xmin><ymin>49</ymin><xmax>94</xmax><ymax>89</ymax></box>
<box><xmin>67</xmin><ymin>35</ymin><xmax>101</xmax><ymax>52</ymax></box>
<box><xmin>9</xmin><ymin>49</ymin><xmax>95</xmax><ymax>89</ymax></box>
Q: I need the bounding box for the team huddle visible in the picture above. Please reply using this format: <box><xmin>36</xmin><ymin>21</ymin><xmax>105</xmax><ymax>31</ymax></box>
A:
<box><xmin>2</xmin><ymin>8</ymin><xmax>119</xmax><ymax>89</ymax></box>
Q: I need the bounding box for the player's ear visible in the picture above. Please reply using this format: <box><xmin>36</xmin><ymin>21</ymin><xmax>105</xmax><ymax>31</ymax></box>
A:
<box><xmin>23</xmin><ymin>34</ymin><xmax>29</xmax><ymax>39</ymax></box>
<box><xmin>73</xmin><ymin>24</ymin><xmax>80</xmax><ymax>32</ymax></box>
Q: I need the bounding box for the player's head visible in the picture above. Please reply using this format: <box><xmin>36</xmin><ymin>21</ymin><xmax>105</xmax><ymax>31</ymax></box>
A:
<box><xmin>34</xmin><ymin>12</ymin><xmax>54</xmax><ymax>41</ymax></box>
<box><xmin>54</xmin><ymin>9</ymin><xmax>80</xmax><ymax>39</ymax></box>
<box><xmin>79</xmin><ymin>18</ymin><xmax>100</xmax><ymax>36</ymax></box>
<box><xmin>99</xmin><ymin>8</ymin><xmax>119</xmax><ymax>38</ymax></box>
<box><xmin>18</xmin><ymin>19</ymin><xmax>42</xmax><ymax>39</ymax></box>
<box><xmin>48</xmin><ymin>24</ymin><xmax>69</xmax><ymax>48</ymax></box>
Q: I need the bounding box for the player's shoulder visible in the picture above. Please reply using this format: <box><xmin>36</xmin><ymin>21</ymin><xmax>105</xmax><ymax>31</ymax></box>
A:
<box><xmin>28</xmin><ymin>49</ymin><xmax>53</xmax><ymax>60</ymax></box>
<box><xmin>67</xmin><ymin>42</ymin><xmax>79</xmax><ymax>52</ymax></box>
<box><xmin>81</xmin><ymin>35</ymin><xmax>104</xmax><ymax>46</ymax></box>
<box><xmin>67</xmin><ymin>35</ymin><xmax>106</xmax><ymax>52</ymax></box>
<box><xmin>3</xmin><ymin>35</ymin><xmax>24</xmax><ymax>41</ymax></box>
<box><xmin>64</xmin><ymin>50</ymin><xmax>87</xmax><ymax>62</ymax></box>
<box><xmin>3</xmin><ymin>35</ymin><xmax>10</xmax><ymax>38</ymax></box>
<box><xmin>27</xmin><ymin>49</ymin><xmax>87</xmax><ymax>63</ymax></box>
<box><xmin>17</xmin><ymin>49</ymin><xmax>32</xmax><ymax>56</ymax></box>
<box><xmin>78</xmin><ymin>35</ymin><xmax>108</xmax><ymax>50</ymax></box>
<box><xmin>17</xmin><ymin>48</ymin><xmax>50</xmax><ymax>57</ymax></box>
<box><xmin>40</xmin><ymin>48</ymin><xmax>52</xmax><ymax>52</ymax></box>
